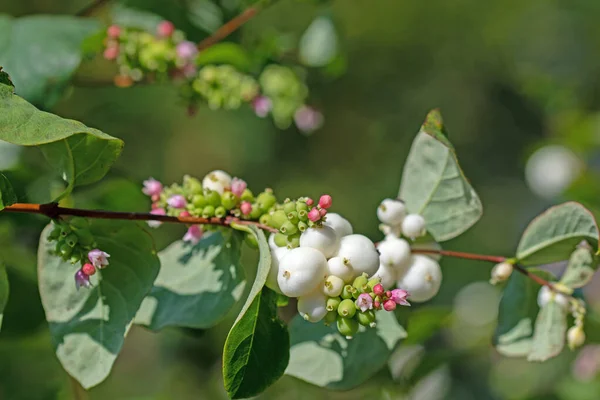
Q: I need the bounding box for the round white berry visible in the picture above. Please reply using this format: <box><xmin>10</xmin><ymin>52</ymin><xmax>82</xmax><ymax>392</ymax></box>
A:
<box><xmin>397</xmin><ymin>255</ymin><xmax>442</xmax><ymax>302</ymax></box>
<box><xmin>401</xmin><ymin>214</ymin><xmax>426</xmax><ymax>239</ymax></box>
<box><xmin>300</xmin><ymin>226</ymin><xmax>340</xmax><ymax>258</ymax></box>
<box><xmin>537</xmin><ymin>286</ymin><xmax>569</xmax><ymax>310</ymax></box>
<box><xmin>377</xmin><ymin>198</ymin><xmax>406</xmax><ymax>226</ymax></box>
<box><xmin>490</xmin><ymin>262</ymin><xmax>513</xmax><ymax>284</ymax></box>
<box><xmin>324</xmin><ymin>213</ymin><xmax>353</xmax><ymax>237</ymax></box>
<box><xmin>268</xmin><ymin>232</ymin><xmax>278</xmax><ymax>250</ymax></box>
<box><xmin>410</xmin><ymin>240</ymin><xmax>442</xmax><ymax>261</ymax></box>
<box><xmin>278</xmin><ymin>247</ymin><xmax>327</xmax><ymax>297</ymax></box>
<box><xmin>337</xmin><ymin>234</ymin><xmax>379</xmax><ymax>277</ymax></box>
<box><xmin>297</xmin><ymin>289</ymin><xmax>328</xmax><ymax>322</ymax></box>
<box><xmin>265</xmin><ymin>246</ymin><xmax>289</xmax><ymax>294</ymax></box>
<box><xmin>202</xmin><ymin>170</ymin><xmax>232</xmax><ymax>194</ymax></box>
<box><xmin>378</xmin><ymin>237</ymin><xmax>411</xmax><ymax>272</ymax></box>
<box><xmin>567</xmin><ymin>325</ymin><xmax>586</xmax><ymax>349</ymax></box>
<box><xmin>326</xmin><ymin>256</ymin><xmax>354</xmax><ymax>283</ymax></box>
<box><xmin>370</xmin><ymin>264</ymin><xmax>397</xmax><ymax>289</ymax></box>
<box><xmin>322</xmin><ymin>275</ymin><xmax>344</xmax><ymax>297</ymax></box>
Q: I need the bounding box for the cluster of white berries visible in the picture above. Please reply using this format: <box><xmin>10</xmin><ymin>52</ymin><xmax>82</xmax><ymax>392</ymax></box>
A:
<box><xmin>375</xmin><ymin>198</ymin><xmax>443</xmax><ymax>302</ymax></box>
<box><xmin>537</xmin><ymin>285</ymin><xmax>586</xmax><ymax>350</ymax></box>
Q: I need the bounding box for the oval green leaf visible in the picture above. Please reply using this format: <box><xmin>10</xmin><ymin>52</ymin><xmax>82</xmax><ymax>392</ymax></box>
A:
<box><xmin>0</xmin><ymin>172</ymin><xmax>17</xmax><ymax>211</ymax></box>
<box><xmin>285</xmin><ymin>311</ymin><xmax>407</xmax><ymax>390</ymax></box>
<box><xmin>0</xmin><ymin>82</ymin><xmax>124</xmax><ymax>201</ymax></box>
<box><xmin>0</xmin><ymin>15</ymin><xmax>99</xmax><ymax>109</ymax></box>
<box><xmin>516</xmin><ymin>202</ymin><xmax>599</xmax><ymax>266</ymax></box>
<box><xmin>527</xmin><ymin>300</ymin><xmax>568</xmax><ymax>362</ymax></box>
<box><xmin>38</xmin><ymin>221</ymin><xmax>160</xmax><ymax>389</ymax></box>
<box><xmin>0</xmin><ymin>262</ymin><xmax>8</xmax><ymax>331</ymax></box>
<box><xmin>560</xmin><ymin>246</ymin><xmax>597</xmax><ymax>289</ymax></box>
<box><xmin>134</xmin><ymin>231</ymin><xmax>246</xmax><ymax>330</ymax></box>
<box><xmin>399</xmin><ymin>110</ymin><xmax>482</xmax><ymax>242</ymax></box>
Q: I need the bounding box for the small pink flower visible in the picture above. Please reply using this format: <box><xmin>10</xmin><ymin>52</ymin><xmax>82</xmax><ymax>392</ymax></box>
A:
<box><xmin>386</xmin><ymin>290</ymin><xmax>392</xmax><ymax>298</ymax></box>
<box><xmin>142</xmin><ymin>178</ymin><xmax>163</xmax><ymax>196</ymax></box>
<box><xmin>183</xmin><ymin>225</ymin><xmax>203</xmax><ymax>245</ymax></box>
<box><xmin>103</xmin><ymin>45</ymin><xmax>119</xmax><ymax>60</ymax></box>
<box><xmin>157</xmin><ymin>20</ymin><xmax>175</xmax><ymax>37</ymax></box>
<box><xmin>167</xmin><ymin>195</ymin><xmax>187</xmax><ymax>209</ymax></box>
<box><xmin>383</xmin><ymin>299</ymin><xmax>397</xmax><ymax>311</ymax></box>
<box><xmin>75</xmin><ymin>269</ymin><xmax>92</xmax><ymax>290</ymax></box>
<box><xmin>307</xmin><ymin>208</ymin><xmax>320</xmax><ymax>222</ymax></box>
<box><xmin>305</xmin><ymin>198</ymin><xmax>314</xmax><ymax>206</ymax></box>
<box><xmin>355</xmin><ymin>293</ymin><xmax>373</xmax><ymax>312</ymax></box>
<box><xmin>391</xmin><ymin>289</ymin><xmax>410</xmax><ymax>306</ymax></box>
<box><xmin>319</xmin><ymin>208</ymin><xmax>327</xmax><ymax>217</ymax></box>
<box><xmin>148</xmin><ymin>208</ymin><xmax>166</xmax><ymax>228</ymax></box>
<box><xmin>319</xmin><ymin>195</ymin><xmax>332</xmax><ymax>209</ymax></box>
<box><xmin>252</xmin><ymin>96</ymin><xmax>272</xmax><ymax>118</ymax></box>
<box><xmin>240</xmin><ymin>201</ymin><xmax>252</xmax><ymax>216</ymax></box>
<box><xmin>180</xmin><ymin>211</ymin><xmax>191</xmax><ymax>217</ymax></box>
<box><xmin>231</xmin><ymin>178</ymin><xmax>247</xmax><ymax>197</ymax></box>
<box><xmin>294</xmin><ymin>105</ymin><xmax>324</xmax><ymax>135</ymax></box>
<box><xmin>373</xmin><ymin>283</ymin><xmax>384</xmax><ymax>296</ymax></box>
<box><xmin>82</xmin><ymin>263</ymin><xmax>96</xmax><ymax>276</ymax></box>
<box><xmin>176</xmin><ymin>40</ymin><xmax>198</xmax><ymax>60</ymax></box>
<box><xmin>88</xmin><ymin>249</ymin><xmax>110</xmax><ymax>269</ymax></box>
<box><xmin>107</xmin><ymin>25</ymin><xmax>121</xmax><ymax>39</ymax></box>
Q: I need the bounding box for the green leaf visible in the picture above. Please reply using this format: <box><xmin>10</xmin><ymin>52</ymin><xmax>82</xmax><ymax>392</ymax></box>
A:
<box><xmin>134</xmin><ymin>232</ymin><xmax>246</xmax><ymax>330</ymax></box>
<box><xmin>0</xmin><ymin>15</ymin><xmax>100</xmax><ymax>109</ymax></box>
<box><xmin>0</xmin><ymin>262</ymin><xmax>8</xmax><ymax>331</ymax></box>
<box><xmin>110</xmin><ymin>4</ymin><xmax>164</xmax><ymax>32</ymax></box>
<box><xmin>222</xmin><ymin>226</ymin><xmax>289</xmax><ymax>399</ymax></box>
<box><xmin>38</xmin><ymin>221</ymin><xmax>160</xmax><ymax>389</ymax></box>
<box><xmin>0</xmin><ymin>66</ymin><xmax>13</xmax><ymax>87</ymax></box>
<box><xmin>187</xmin><ymin>0</ymin><xmax>223</xmax><ymax>33</ymax></box>
<box><xmin>516</xmin><ymin>202</ymin><xmax>599</xmax><ymax>266</ymax></box>
<box><xmin>399</xmin><ymin>110</ymin><xmax>482</xmax><ymax>242</ymax></box>
<box><xmin>527</xmin><ymin>300</ymin><xmax>568</xmax><ymax>362</ymax></box>
<box><xmin>0</xmin><ymin>173</ymin><xmax>17</xmax><ymax>211</ymax></box>
<box><xmin>0</xmin><ymin>82</ymin><xmax>124</xmax><ymax>201</ymax></box>
<box><xmin>493</xmin><ymin>269</ymin><xmax>555</xmax><ymax>357</ymax></box>
<box><xmin>196</xmin><ymin>43</ymin><xmax>253</xmax><ymax>72</ymax></box>
<box><xmin>560</xmin><ymin>246</ymin><xmax>597</xmax><ymax>289</ymax></box>
<box><xmin>285</xmin><ymin>312</ymin><xmax>407</xmax><ymax>390</ymax></box>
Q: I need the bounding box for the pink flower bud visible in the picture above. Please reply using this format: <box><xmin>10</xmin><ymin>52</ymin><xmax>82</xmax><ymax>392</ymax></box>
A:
<box><xmin>391</xmin><ymin>288</ymin><xmax>410</xmax><ymax>306</ymax></box>
<box><xmin>307</xmin><ymin>208</ymin><xmax>320</xmax><ymax>222</ymax></box>
<box><xmin>107</xmin><ymin>25</ymin><xmax>121</xmax><ymax>39</ymax></box>
<box><xmin>142</xmin><ymin>178</ymin><xmax>163</xmax><ymax>196</ymax></box>
<box><xmin>88</xmin><ymin>249</ymin><xmax>110</xmax><ymax>269</ymax></box>
<box><xmin>103</xmin><ymin>45</ymin><xmax>119</xmax><ymax>60</ymax></box>
<box><xmin>241</xmin><ymin>201</ymin><xmax>252</xmax><ymax>216</ymax></box>
<box><xmin>374</xmin><ymin>300</ymin><xmax>381</xmax><ymax>309</ymax></box>
<box><xmin>179</xmin><ymin>211</ymin><xmax>191</xmax><ymax>217</ymax></box>
<box><xmin>148</xmin><ymin>208</ymin><xmax>166</xmax><ymax>228</ymax></box>
<box><xmin>75</xmin><ymin>269</ymin><xmax>92</xmax><ymax>290</ymax></box>
<box><xmin>355</xmin><ymin>293</ymin><xmax>373</xmax><ymax>312</ymax></box>
<box><xmin>176</xmin><ymin>40</ymin><xmax>198</xmax><ymax>60</ymax></box>
<box><xmin>151</xmin><ymin>194</ymin><xmax>160</xmax><ymax>203</ymax></box>
<box><xmin>305</xmin><ymin>198</ymin><xmax>314</xmax><ymax>206</ymax></box>
<box><xmin>183</xmin><ymin>225</ymin><xmax>203</xmax><ymax>245</ymax></box>
<box><xmin>231</xmin><ymin>178</ymin><xmax>247</xmax><ymax>197</ymax></box>
<box><xmin>386</xmin><ymin>290</ymin><xmax>392</xmax><ymax>298</ymax></box>
<box><xmin>167</xmin><ymin>195</ymin><xmax>187</xmax><ymax>209</ymax></box>
<box><xmin>383</xmin><ymin>299</ymin><xmax>397</xmax><ymax>311</ymax></box>
<box><xmin>318</xmin><ymin>195</ymin><xmax>332</xmax><ymax>209</ymax></box>
<box><xmin>252</xmin><ymin>96</ymin><xmax>272</xmax><ymax>118</ymax></box>
<box><xmin>82</xmin><ymin>263</ymin><xmax>96</xmax><ymax>276</ymax></box>
<box><xmin>373</xmin><ymin>284</ymin><xmax>384</xmax><ymax>296</ymax></box>
<box><xmin>181</xmin><ymin>63</ymin><xmax>197</xmax><ymax>78</ymax></box>
<box><xmin>319</xmin><ymin>208</ymin><xmax>327</xmax><ymax>217</ymax></box>
<box><xmin>294</xmin><ymin>105</ymin><xmax>324</xmax><ymax>135</ymax></box>
<box><xmin>157</xmin><ymin>20</ymin><xmax>175</xmax><ymax>37</ymax></box>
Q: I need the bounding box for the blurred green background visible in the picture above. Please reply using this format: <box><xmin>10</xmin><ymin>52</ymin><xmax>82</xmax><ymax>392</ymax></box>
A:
<box><xmin>3</xmin><ymin>0</ymin><xmax>600</xmax><ymax>399</ymax></box>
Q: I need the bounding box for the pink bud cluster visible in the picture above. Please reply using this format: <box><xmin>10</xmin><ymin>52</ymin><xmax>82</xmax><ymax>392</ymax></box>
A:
<box><xmin>371</xmin><ymin>284</ymin><xmax>410</xmax><ymax>311</ymax></box>
<box><xmin>75</xmin><ymin>249</ymin><xmax>111</xmax><ymax>290</ymax></box>
<box><xmin>307</xmin><ymin>194</ymin><xmax>332</xmax><ymax>223</ymax></box>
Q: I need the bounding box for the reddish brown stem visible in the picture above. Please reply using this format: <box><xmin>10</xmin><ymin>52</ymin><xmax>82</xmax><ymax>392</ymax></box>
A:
<box><xmin>2</xmin><ymin>203</ymin><xmax>277</xmax><ymax>233</ymax></box>
<box><xmin>76</xmin><ymin>0</ymin><xmax>110</xmax><ymax>16</ymax></box>
<box><xmin>197</xmin><ymin>6</ymin><xmax>261</xmax><ymax>51</ymax></box>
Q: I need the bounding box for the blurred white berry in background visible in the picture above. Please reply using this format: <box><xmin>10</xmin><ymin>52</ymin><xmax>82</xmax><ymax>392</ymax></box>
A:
<box><xmin>525</xmin><ymin>145</ymin><xmax>582</xmax><ymax>199</ymax></box>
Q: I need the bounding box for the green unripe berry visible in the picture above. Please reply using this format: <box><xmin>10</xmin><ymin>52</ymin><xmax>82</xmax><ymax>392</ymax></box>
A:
<box><xmin>326</xmin><ymin>297</ymin><xmax>341</xmax><ymax>312</ymax></box>
<box><xmin>296</xmin><ymin>202</ymin><xmax>308</xmax><ymax>213</ymax></box>
<box><xmin>353</xmin><ymin>274</ymin><xmax>369</xmax><ymax>293</ymax></box>
<box><xmin>287</xmin><ymin>233</ymin><xmax>301</xmax><ymax>249</ymax></box>
<box><xmin>60</xmin><ymin>226</ymin><xmax>72</xmax><ymax>237</ymax></box>
<box><xmin>337</xmin><ymin>316</ymin><xmax>359</xmax><ymax>337</ymax></box>
<box><xmin>76</xmin><ymin>229</ymin><xmax>94</xmax><ymax>247</ymax></box>
<box><xmin>215</xmin><ymin>206</ymin><xmax>227</xmax><ymax>218</ymax></box>
<box><xmin>298</xmin><ymin>209</ymin><xmax>308</xmax><ymax>221</ymax></box>
<box><xmin>280</xmin><ymin>221</ymin><xmax>298</xmax><ymax>236</ymax></box>
<box><xmin>250</xmin><ymin>205</ymin><xmax>262</xmax><ymax>219</ymax></box>
<box><xmin>324</xmin><ymin>310</ymin><xmax>337</xmax><ymax>325</ymax></box>
<box><xmin>367</xmin><ymin>277</ymin><xmax>381</xmax><ymax>290</ymax></box>
<box><xmin>192</xmin><ymin>194</ymin><xmax>207</xmax><ymax>208</ymax></box>
<box><xmin>205</xmin><ymin>190</ymin><xmax>221</xmax><ymax>207</ymax></box>
<box><xmin>338</xmin><ymin>299</ymin><xmax>357</xmax><ymax>318</ymax></box>
<box><xmin>65</xmin><ymin>233</ymin><xmax>79</xmax><ymax>247</ymax></box>
<box><xmin>69</xmin><ymin>254</ymin><xmax>81</xmax><ymax>264</ymax></box>
<box><xmin>241</xmin><ymin>189</ymin><xmax>254</xmax><ymax>202</ymax></box>
<box><xmin>256</xmin><ymin>191</ymin><xmax>277</xmax><ymax>212</ymax></box>
<box><xmin>287</xmin><ymin>211</ymin><xmax>299</xmax><ymax>224</ymax></box>
<box><xmin>69</xmin><ymin>218</ymin><xmax>89</xmax><ymax>230</ymax></box>
<box><xmin>260</xmin><ymin>214</ymin><xmax>272</xmax><ymax>226</ymax></box>
<box><xmin>271</xmin><ymin>210</ymin><xmax>288</xmax><ymax>229</ymax></box>
<box><xmin>202</xmin><ymin>205</ymin><xmax>215</xmax><ymax>217</ymax></box>
<box><xmin>274</xmin><ymin>233</ymin><xmax>288</xmax><ymax>247</ymax></box>
<box><xmin>342</xmin><ymin>285</ymin><xmax>355</xmax><ymax>299</ymax></box>
<box><xmin>283</xmin><ymin>201</ymin><xmax>297</xmax><ymax>214</ymax></box>
<box><xmin>357</xmin><ymin>310</ymin><xmax>377</xmax><ymax>327</ymax></box>
<box><xmin>221</xmin><ymin>192</ymin><xmax>238</xmax><ymax>210</ymax></box>
<box><xmin>60</xmin><ymin>243</ymin><xmax>73</xmax><ymax>258</ymax></box>
<box><xmin>48</xmin><ymin>227</ymin><xmax>61</xmax><ymax>240</ymax></box>
<box><xmin>245</xmin><ymin>233</ymin><xmax>258</xmax><ymax>249</ymax></box>
<box><xmin>297</xmin><ymin>221</ymin><xmax>308</xmax><ymax>232</ymax></box>
<box><xmin>183</xmin><ymin>175</ymin><xmax>202</xmax><ymax>193</ymax></box>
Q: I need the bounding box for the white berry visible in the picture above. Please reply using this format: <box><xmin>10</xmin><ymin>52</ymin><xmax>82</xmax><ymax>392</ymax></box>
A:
<box><xmin>337</xmin><ymin>234</ymin><xmax>379</xmax><ymax>277</ymax></box>
<box><xmin>567</xmin><ymin>325</ymin><xmax>586</xmax><ymax>349</ymax></box>
<box><xmin>266</xmin><ymin>246</ymin><xmax>289</xmax><ymax>294</ymax></box>
<box><xmin>278</xmin><ymin>247</ymin><xmax>327</xmax><ymax>297</ymax></box>
<box><xmin>300</xmin><ymin>226</ymin><xmax>340</xmax><ymax>258</ymax></box>
<box><xmin>322</xmin><ymin>275</ymin><xmax>344</xmax><ymax>297</ymax></box>
<box><xmin>202</xmin><ymin>170</ymin><xmax>232</xmax><ymax>194</ymax></box>
<box><xmin>401</xmin><ymin>214</ymin><xmax>426</xmax><ymax>239</ymax></box>
<box><xmin>410</xmin><ymin>240</ymin><xmax>442</xmax><ymax>261</ymax></box>
<box><xmin>326</xmin><ymin>256</ymin><xmax>354</xmax><ymax>283</ymax></box>
<box><xmin>537</xmin><ymin>286</ymin><xmax>569</xmax><ymax>310</ymax></box>
<box><xmin>324</xmin><ymin>213</ymin><xmax>353</xmax><ymax>237</ymax></box>
<box><xmin>297</xmin><ymin>289</ymin><xmax>328</xmax><ymax>322</ymax></box>
<box><xmin>377</xmin><ymin>198</ymin><xmax>406</xmax><ymax>226</ymax></box>
<box><xmin>371</xmin><ymin>264</ymin><xmax>397</xmax><ymax>289</ymax></box>
<box><xmin>268</xmin><ymin>233</ymin><xmax>278</xmax><ymax>250</ymax></box>
<box><xmin>490</xmin><ymin>262</ymin><xmax>513</xmax><ymax>285</ymax></box>
<box><xmin>397</xmin><ymin>255</ymin><xmax>442</xmax><ymax>302</ymax></box>
<box><xmin>378</xmin><ymin>237</ymin><xmax>411</xmax><ymax>272</ymax></box>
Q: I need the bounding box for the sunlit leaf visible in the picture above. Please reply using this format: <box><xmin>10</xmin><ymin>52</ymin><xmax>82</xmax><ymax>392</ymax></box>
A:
<box><xmin>560</xmin><ymin>246</ymin><xmax>597</xmax><ymax>289</ymax></box>
<box><xmin>527</xmin><ymin>300</ymin><xmax>568</xmax><ymax>362</ymax></box>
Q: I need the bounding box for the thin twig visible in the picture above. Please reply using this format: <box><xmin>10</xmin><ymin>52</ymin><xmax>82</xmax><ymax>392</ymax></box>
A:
<box><xmin>2</xmin><ymin>203</ymin><xmax>277</xmax><ymax>233</ymax></box>
<box><xmin>76</xmin><ymin>0</ymin><xmax>110</xmax><ymax>17</ymax></box>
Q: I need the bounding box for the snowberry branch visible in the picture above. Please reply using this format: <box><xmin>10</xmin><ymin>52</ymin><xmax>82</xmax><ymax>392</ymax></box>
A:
<box><xmin>2</xmin><ymin>203</ymin><xmax>278</xmax><ymax>233</ymax></box>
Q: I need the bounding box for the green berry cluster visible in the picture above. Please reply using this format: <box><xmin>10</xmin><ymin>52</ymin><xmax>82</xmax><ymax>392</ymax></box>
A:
<box><xmin>266</xmin><ymin>198</ymin><xmax>323</xmax><ymax>249</ymax></box>
<box><xmin>47</xmin><ymin>218</ymin><xmax>97</xmax><ymax>264</ymax></box>
<box><xmin>259</xmin><ymin>65</ymin><xmax>309</xmax><ymax>129</ymax></box>
<box><xmin>191</xmin><ymin>65</ymin><xmax>259</xmax><ymax>110</ymax></box>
